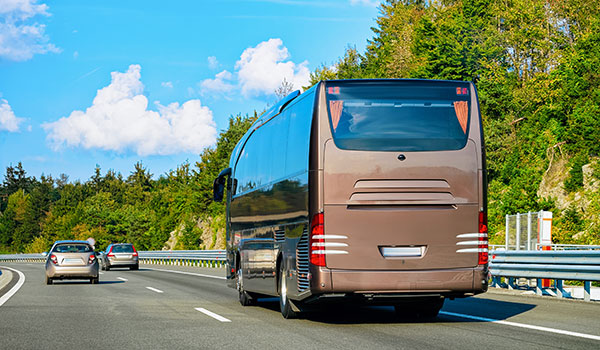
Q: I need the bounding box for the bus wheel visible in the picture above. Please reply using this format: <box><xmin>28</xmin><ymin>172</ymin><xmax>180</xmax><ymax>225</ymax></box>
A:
<box><xmin>237</xmin><ymin>267</ymin><xmax>254</xmax><ymax>306</ymax></box>
<box><xmin>278</xmin><ymin>265</ymin><xmax>298</xmax><ymax>319</ymax></box>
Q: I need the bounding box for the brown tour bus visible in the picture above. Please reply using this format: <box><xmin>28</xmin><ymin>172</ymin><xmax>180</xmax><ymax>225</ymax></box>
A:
<box><xmin>213</xmin><ymin>79</ymin><xmax>488</xmax><ymax>318</ymax></box>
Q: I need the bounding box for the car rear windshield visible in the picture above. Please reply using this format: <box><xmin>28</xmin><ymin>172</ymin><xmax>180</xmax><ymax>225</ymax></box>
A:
<box><xmin>112</xmin><ymin>245</ymin><xmax>134</xmax><ymax>253</ymax></box>
<box><xmin>325</xmin><ymin>81</ymin><xmax>471</xmax><ymax>151</ymax></box>
<box><xmin>53</xmin><ymin>244</ymin><xmax>92</xmax><ymax>253</ymax></box>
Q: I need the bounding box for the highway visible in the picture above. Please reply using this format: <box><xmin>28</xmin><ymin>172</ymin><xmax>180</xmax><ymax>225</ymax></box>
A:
<box><xmin>1</xmin><ymin>263</ymin><xmax>599</xmax><ymax>349</ymax></box>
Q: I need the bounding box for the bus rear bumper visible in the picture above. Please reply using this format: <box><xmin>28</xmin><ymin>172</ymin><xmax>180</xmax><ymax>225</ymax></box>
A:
<box><xmin>308</xmin><ymin>266</ymin><xmax>487</xmax><ymax>300</ymax></box>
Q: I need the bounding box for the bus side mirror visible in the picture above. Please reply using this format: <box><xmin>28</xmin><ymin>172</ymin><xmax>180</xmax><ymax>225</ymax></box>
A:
<box><xmin>213</xmin><ymin>167</ymin><xmax>232</xmax><ymax>202</ymax></box>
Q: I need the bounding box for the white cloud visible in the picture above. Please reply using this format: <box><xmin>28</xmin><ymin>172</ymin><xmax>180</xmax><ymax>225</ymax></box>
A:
<box><xmin>200</xmin><ymin>70</ymin><xmax>234</xmax><ymax>96</ymax></box>
<box><xmin>207</xmin><ymin>56</ymin><xmax>218</xmax><ymax>69</ymax></box>
<box><xmin>0</xmin><ymin>98</ymin><xmax>24</xmax><ymax>132</ymax></box>
<box><xmin>235</xmin><ymin>38</ymin><xmax>310</xmax><ymax>97</ymax></box>
<box><xmin>349</xmin><ymin>0</ymin><xmax>378</xmax><ymax>6</ymax></box>
<box><xmin>0</xmin><ymin>0</ymin><xmax>48</xmax><ymax>19</ymax></box>
<box><xmin>0</xmin><ymin>0</ymin><xmax>60</xmax><ymax>61</ymax></box>
<box><xmin>43</xmin><ymin>64</ymin><xmax>217</xmax><ymax>156</ymax></box>
<box><xmin>161</xmin><ymin>81</ymin><xmax>173</xmax><ymax>88</ymax></box>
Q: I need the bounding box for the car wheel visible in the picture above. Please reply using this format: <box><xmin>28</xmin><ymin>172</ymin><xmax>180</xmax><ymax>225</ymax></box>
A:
<box><xmin>105</xmin><ymin>265</ymin><xmax>110</xmax><ymax>271</ymax></box>
<box><xmin>278</xmin><ymin>264</ymin><xmax>298</xmax><ymax>319</ymax></box>
<box><xmin>130</xmin><ymin>264</ymin><xmax>139</xmax><ymax>271</ymax></box>
<box><xmin>91</xmin><ymin>277</ymin><xmax>99</xmax><ymax>284</ymax></box>
<box><xmin>46</xmin><ymin>276</ymin><xmax>52</xmax><ymax>285</ymax></box>
<box><xmin>237</xmin><ymin>267</ymin><xmax>254</xmax><ymax>306</ymax></box>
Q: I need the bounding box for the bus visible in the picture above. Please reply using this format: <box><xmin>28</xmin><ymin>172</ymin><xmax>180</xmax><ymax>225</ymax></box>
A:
<box><xmin>213</xmin><ymin>79</ymin><xmax>488</xmax><ymax>319</ymax></box>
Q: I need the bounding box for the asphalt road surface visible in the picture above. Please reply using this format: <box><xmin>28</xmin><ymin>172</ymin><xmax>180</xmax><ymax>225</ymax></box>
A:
<box><xmin>1</xmin><ymin>263</ymin><xmax>599</xmax><ymax>349</ymax></box>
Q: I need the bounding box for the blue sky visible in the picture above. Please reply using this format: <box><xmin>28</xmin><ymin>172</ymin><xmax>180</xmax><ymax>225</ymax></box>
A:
<box><xmin>0</xmin><ymin>0</ymin><xmax>379</xmax><ymax>182</ymax></box>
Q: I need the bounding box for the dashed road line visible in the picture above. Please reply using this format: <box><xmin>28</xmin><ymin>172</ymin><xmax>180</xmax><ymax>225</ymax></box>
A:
<box><xmin>146</xmin><ymin>286</ymin><xmax>163</xmax><ymax>293</ymax></box>
<box><xmin>195</xmin><ymin>307</ymin><xmax>231</xmax><ymax>322</ymax></box>
<box><xmin>146</xmin><ymin>267</ymin><xmax>226</xmax><ymax>280</ymax></box>
<box><xmin>99</xmin><ymin>272</ymin><xmax>104</xmax><ymax>275</ymax></box>
<box><xmin>440</xmin><ymin>311</ymin><xmax>600</xmax><ymax>341</ymax></box>
<box><xmin>117</xmin><ymin>277</ymin><xmax>128</xmax><ymax>281</ymax></box>
<box><xmin>0</xmin><ymin>266</ymin><xmax>25</xmax><ymax>307</ymax></box>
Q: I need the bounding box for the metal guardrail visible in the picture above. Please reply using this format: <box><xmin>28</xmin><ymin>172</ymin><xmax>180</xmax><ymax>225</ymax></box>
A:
<box><xmin>0</xmin><ymin>250</ymin><xmax>227</xmax><ymax>268</ymax></box>
<box><xmin>0</xmin><ymin>253</ymin><xmax>45</xmax><ymax>263</ymax></box>
<box><xmin>490</xmin><ymin>244</ymin><xmax>600</xmax><ymax>251</ymax></box>
<box><xmin>138</xmin><ymin>250</ymin><xmax>226</xmax><ymax>267</ymax></box>
<box><xmin>489</xmin><ymin>250</ymin><xmax>600</xmax><ymax>302</ymax></box>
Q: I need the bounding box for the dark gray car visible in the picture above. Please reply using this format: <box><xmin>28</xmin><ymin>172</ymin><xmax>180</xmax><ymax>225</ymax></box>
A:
<box><xmin>100</xmin><ymin>243</ymin><xmax>139</xmax><ymax>271</ymax></box>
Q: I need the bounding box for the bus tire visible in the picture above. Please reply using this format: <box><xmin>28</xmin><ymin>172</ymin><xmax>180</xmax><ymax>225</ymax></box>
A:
<box><xmin>237</xmin><ymin>267</ymin><xmax>254</xmax><ymax>306</ymax></box>
<box><xmin>278</xmin><ymin>265</ymin><xmax>298</xmax><ymax>319</ymax></box>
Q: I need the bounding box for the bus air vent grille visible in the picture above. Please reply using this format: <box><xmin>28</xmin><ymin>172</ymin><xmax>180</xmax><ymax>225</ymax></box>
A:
<box><xmin>275</xmin><ymin>229</ymin><xmax>285</xmax><ymax>243</ymax></box>
<box><xmin>296</xmin><ymin>228</ymin><xmax>310</xmax><ymax>292</ymax></box>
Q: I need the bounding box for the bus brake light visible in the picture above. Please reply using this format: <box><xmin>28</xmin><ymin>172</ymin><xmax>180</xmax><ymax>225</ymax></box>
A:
<box><xmin>310</xmin><ymin>213</ymin><xmax>326</xmax><ymax>267</ymax></box>
<box><xmin>478</xmin><ymin>211</ymin><xmax>488</xmax><ymax>265</ymax></box>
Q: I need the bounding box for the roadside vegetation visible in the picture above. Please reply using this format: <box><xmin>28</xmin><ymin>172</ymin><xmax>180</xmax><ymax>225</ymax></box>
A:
<box><xmin>1</xmin><ymin>0</ymin><xmax>599</xmax><ymax>253</ymax></box>
<box><xmin>0</xmin><ymin>114</ymin><xmax>257</xmax><ymax>253</ymax></box>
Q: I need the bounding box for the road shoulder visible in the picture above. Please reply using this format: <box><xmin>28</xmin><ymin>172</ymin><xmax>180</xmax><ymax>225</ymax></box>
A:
<box><xmin>0</xmin><ymin>268</ymin><xmax>15</xmax><ymax>296</ymax></box>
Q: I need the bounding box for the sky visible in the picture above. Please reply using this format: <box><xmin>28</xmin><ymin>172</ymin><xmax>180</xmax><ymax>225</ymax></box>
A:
<box><xmin>0</xmin><ymin>0</ymin><xmax>380</xmax><ymax>182</ymax></box>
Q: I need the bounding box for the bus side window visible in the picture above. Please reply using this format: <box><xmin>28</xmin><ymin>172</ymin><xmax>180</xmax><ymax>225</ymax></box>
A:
<box><xmin>286</xmin><ymin>94</ymin><xmax>313</xmax><ymax>175</ymax></box>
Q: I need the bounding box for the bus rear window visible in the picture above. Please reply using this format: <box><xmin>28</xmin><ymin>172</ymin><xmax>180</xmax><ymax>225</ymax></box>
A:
<box><xmin>326</xmin><ymin>81</ymin><xmax>471</xmax><ymax>152</ymax></box>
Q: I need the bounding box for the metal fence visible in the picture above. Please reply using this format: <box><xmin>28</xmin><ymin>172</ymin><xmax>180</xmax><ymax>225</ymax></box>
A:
<box><xmin>491</xmin><ymin>244</ymin><xmax>600</xmax><ymax>251</ymax></box>
<box><xmin>138</xmin><ymin>250</ymin><xmax>226</xmax><ymax>267</ymax></box>
<box><xmin>505</xmin><ymin>211</ymin><xmax>542</xmax><ymax>250</ymax></box>
<box><xmin>489</xmin><ymin>250</ymin><xmax>600</xmax><ymax>302</ymax></box>
<box><xmin>0</xmin><ymin>250</ymin><xmax>227</xmax><ymax>268</ymax></box>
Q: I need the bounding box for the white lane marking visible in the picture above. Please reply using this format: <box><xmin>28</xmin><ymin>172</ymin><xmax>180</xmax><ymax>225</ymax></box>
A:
<box><xmin>440</xmin><ymin>311</ymin><xmax>600</xmax><ymax>341</ymax></box>
<box><xmin>146</xmin><ymin>267</ymin><xmax>226</xmax><ymax>280</ymax></box>
<box><xmin>195</xmin><ymin>307</ymin><xmax>231</xmax><ymax>322</ymax></box>
<box><xmin>146</xmin><ymin>286</ymin><xmax>164</xmax><ymax>293</ymax></box>
<box><xmin>99</xmin><ymin>272</ymin><xmax>104</xmax><ymax>275</ymax></box>
<box><xmin>117</xmin><ymin>277</ymin><xmax>128</xmax><ymax>281</ymax></box>
<box><xmin>0</xmin><ymin>266</ymin><xmax>26</xmax><ymax>307</ymax></box>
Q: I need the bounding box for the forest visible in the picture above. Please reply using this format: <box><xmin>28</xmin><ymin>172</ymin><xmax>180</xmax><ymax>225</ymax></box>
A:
<box><xmin>1</xmin><ymin>0</ymin><xmax>599</xmax><ymax>253</ymax></box>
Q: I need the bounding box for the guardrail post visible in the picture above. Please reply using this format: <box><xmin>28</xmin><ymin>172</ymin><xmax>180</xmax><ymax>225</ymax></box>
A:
<box><xmin>516</xmin><ymin>213</ymin><xmax>521</xmax><ymax>251</ymax></box>
<box><xmin>536</xmin><ymin>279</ymin><xmax>543</xmax><ymax>296</ymax></box>
<box><xmin>584</xmin><ymin>281</ymin><xmax>591</xmax><ymax>302</ymax></box>
<box><xmin>527</xmin><ymin>212</ymin><xmax>532</xmax><ymax>250</ymax></box>
<box><xmin>505</xmin><ymin>214</ymin><xmax>509</xmax><ymax>250</ymax></box>
<box><xmin>556</xmin><ymin>280</ymin><xmax>564</xmax><ymax>298</ymax></box>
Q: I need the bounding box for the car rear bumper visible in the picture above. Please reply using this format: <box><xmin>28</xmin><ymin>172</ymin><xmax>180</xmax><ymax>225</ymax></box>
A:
<box><xmin>46</xmin><ymin>264</ymin><xmax>98</xmax><ymax>279</ymax></box>
<box><xmin>107</xmin><ymin>258</ymin><xmax>138</xmax><ymax>267</ymax></box>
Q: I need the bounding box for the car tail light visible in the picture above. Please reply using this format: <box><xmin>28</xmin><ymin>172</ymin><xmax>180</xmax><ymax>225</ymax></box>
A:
<box><xmin>132</xmin><ymin>245</ymin><xmax>138</xmax><ymax>257</ymax></box>
<box><xmin>309</xmin><ymin>213</ymin><xmax>326</xmax><ymax>267</ymax></box>
<box><xmin>50</xmin><ymin>254</ymin><xmax>58</xmax><ymax>265</ymax></box>
<box><xmin>88</xmin><ymin>254</ymin><xmax>96</xmax><ymax>265</ymax></box>
<box><xmin>478</xmin><ymin>211</ymin><xmax>488</xmax><ymax>265</ymax></box>
<box><xmin>107</xmin><ymin>246</ymin><xmax>115</xmax><ymax>257</ymax></box>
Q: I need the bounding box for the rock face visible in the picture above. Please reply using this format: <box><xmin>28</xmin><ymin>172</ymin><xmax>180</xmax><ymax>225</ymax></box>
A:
<box><xmin>162</xmin><ymin>216</ymin><xmax>226</xmax><ymax>251</ymax></box>
<box><xmin>538</xmin><ymin>157</ymin><xmax>598</xmax><ymax>213</ymax></box>
<box><xmin>583</xmin><ymin>163</ymin><xmax>599</xmax><ymax>193</ymax></box>
<box><xmin>163</xmin><ymin>227</ymin><xmax>182</xmax><ymax>251</ymax></box>
<box><xmin>538</xmin><ymin>157</ymin><xmax>571</xmax><ymax>210</ymax></box>
<box><xmin>197</xmin><ymin>216</ymin><xmax>225</xmax><ymax>250</ymax></box>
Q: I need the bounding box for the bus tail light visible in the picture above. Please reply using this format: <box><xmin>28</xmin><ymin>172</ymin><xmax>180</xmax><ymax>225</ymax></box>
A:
<box><xmin>478</xmin><ymin>211</ymin><xmax>488</xmax><ymax>265</ymax></box>
<box><xmin>310</xmin><ymin>213</ymin><xmax>326</xmax><ymax>267</ymax></box>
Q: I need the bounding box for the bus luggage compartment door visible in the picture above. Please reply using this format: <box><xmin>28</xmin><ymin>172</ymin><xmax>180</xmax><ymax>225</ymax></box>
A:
<box><xmin>322</xmin><ymin>140</ymin><xmax>480</xmax><ymax>271</ymax></box>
